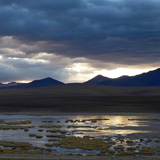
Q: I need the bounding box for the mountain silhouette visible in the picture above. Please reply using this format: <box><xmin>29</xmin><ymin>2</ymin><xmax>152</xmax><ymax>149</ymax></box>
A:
<box><xmin>5</xmin><ymin>77</ymin><xmax>64</xmax><ymax>88</ymax></box>
<box><xmin>86</xmin><ymin>75</ymin><xmax>112</xmax><ymax>84</ymax></box>
<box><xmin>24</xmin><ymin>77</ymin><xmax>64</xmax><ymax>88</ymax></box>
<box><xmin>86</xmin><ymin>68</ymin><xmax>160</xmax><ymax>86</ymax></box>
<box><xmin>2</xmin><ymin>68</ymin><xmax>160</xmax><ymax>88</ymax></box>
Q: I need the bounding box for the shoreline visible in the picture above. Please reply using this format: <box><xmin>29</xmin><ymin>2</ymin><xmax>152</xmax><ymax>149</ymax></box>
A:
<box><xmin>0</xmin><ymin>112</ymin><xmax>160</xmax><ymax>116</ymax></box>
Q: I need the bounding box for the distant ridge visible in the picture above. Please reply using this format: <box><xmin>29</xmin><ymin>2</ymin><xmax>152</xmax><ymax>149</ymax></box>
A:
<box><xmin>2</xmin><ymin>77</ymin><xmax>64</xmax><ymax>89</ymax></box>
<box><xmin>86</xmin><ymin>75</ymin><xmax>112</xmax><ymax>84</ymax></box>
<box><xmin>1</xmin><ymin>68</ymin><xmax>160</xmax><ymax>88</ymax></box>
<box><xmin>23</xmin><ymin>77</ymin><xmax>64</xmax><ymax>88</ymax></box>
<box><xmin>85</xmin><ymin>68</ymin><xmax>160</xmax><ymax>86</ymax></box>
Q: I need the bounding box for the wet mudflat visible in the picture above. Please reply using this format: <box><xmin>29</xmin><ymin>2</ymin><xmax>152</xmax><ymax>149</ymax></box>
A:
<box><xmin>0</xmin><ymin>114</ymin><xmax>160</xmax><ymax>157</ymax></box>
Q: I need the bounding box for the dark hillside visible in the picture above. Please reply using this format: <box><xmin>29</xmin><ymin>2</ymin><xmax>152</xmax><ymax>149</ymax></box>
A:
<box><xmin>0</xmin><ymin>84</ymin><xmax>160</xmax><ymax>113</ymax></box>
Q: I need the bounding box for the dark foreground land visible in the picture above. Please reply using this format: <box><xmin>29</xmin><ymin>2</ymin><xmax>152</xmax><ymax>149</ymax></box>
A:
<box><xmin>1</xmin><ymin>84</ymin><xmax>160</xmax><ymax>113</ymax></box>
<box><xmin>1</xmin><ymin>84</ymin><xmax>160</xmax><ymax>160</ymax></box>
<box><xmin>0</xmin><ymin>155</ymin><xmax>160</xmax><ymax>160</ymax></box>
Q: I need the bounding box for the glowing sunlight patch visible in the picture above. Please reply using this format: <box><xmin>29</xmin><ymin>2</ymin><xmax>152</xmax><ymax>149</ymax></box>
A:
<box><xmin>96</xmin><ymin>68</ymin><xmax>156</xmax><ymax>78</ymax></box>
<box><xmin>16</xmin><ymin>80</ymin><xmax>31</xmax><ymax>83</ymax></box>
<box><xmin>65</xmin><ymin>62</ymin><xmax>157</xmax><ymax>82</ymax></box>
<box><xmin>67</xmin><ymin>63</ymin><xmax>92</xmax><ymax>72</ymax></box>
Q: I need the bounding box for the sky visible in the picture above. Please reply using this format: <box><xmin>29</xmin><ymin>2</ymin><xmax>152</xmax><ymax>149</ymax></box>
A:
<box><xmin>0</xmin><ymin>0</ymin><xmax>160</xmax><ymax>83</ymax></box>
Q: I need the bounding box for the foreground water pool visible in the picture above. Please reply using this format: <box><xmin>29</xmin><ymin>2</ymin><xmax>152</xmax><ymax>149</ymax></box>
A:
<box><xmin>0</xmin><ymin>114</ymin><xmax>160</xmax><ymax>156</ymax></box>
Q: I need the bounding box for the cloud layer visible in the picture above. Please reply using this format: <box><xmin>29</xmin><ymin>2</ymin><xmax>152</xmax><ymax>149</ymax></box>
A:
<box><xmin>0</xmin><ymin>0</ymin><xmax>160</xmax><ymax>82</ymax></box>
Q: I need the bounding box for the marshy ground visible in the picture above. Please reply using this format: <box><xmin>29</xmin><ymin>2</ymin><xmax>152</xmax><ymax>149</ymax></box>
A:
<box><xmin>0</xmin><ymin>114</ymin><xmax>160</xmax><ymax>160</ymax></box>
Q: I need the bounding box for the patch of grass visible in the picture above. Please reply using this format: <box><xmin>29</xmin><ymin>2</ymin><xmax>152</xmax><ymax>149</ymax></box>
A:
<box><xmin>2</xmin><ymin>149</ymin><xmax>15</xmax><ymax>153</ymax></box>
<box><xmin>65</xmin><ymin>119</ymin><xmax>81</xmax><ymax>123</ymax></box>
<box><xmin>0</xmin><ymin>141</ymin><xmax>32</xmax><ymax>148</ymax></box>
<box><xmin>126</xmin><ymin>140</ymin><xmax>134</xmax><ymax>144</ymax></box>
<box><xmin>0</xmin><ymin>141</ymin><xmax>46</xmax><ymax>154</ymax></box>
<box><xmin>58</xmin><ymin>136</ymin><xmax>109</xmax><ymax>151</ymax></box>
<box><xmin>36</xmin><ymin>135</ymin><xmax>43</xmax><ymax>138</ymax></box>
<box><xmin>139</xmin><ymin>148</ymin><xmax>154</xmax><ymax>155</ymax></box>
<box><xmin>5</xmin><ymin>120</ymin><xmax>32</xmax><ymax>125</ymax></box>
<box><xmin>48</xmin><ymin>139</ymin><xmax>59</xmax><ymax>142</ymax></box>
<box><xmin>0</xmin><ymin>120</ymin><xmax>4</xmax><ymax>123</ymax></box>
<box><xmin>46</xmin><ymin>129</ymin><xmax>66</xmax><ymax>134</ymax></box>
<box><xmin>116</xmin><ymin>151</ymin><xmax>134</xmax><ymax>156</ymax></box>
<box><xmin>86</xmin><ymin>154</ymin><xmax>100</xmax><ymax>156</ymax></box>
<box><xmin>24</xmin><ymin>129</ymin><xmax>29</xmax><ymax>132</ymax></box>
<box><xmin>67</xmin><ymin>125</ymin><xmax>91</xmax><ymax>128</ymax></box>
<box><xmin>100</xmin><ymin>148</ymin><xmax>109</xmax><ymax>153</ymax></box>
<box><xmin>114</xmin><ymin>145</ymin><xmax>124</xmax><ymax>150</ymax></box>
<box><xmin>0</xmin><ymin>125</ymin><xmax>34</xmax><ymax>130</ymax></box>
<box><xmin>154</xmin><ymin>140</ymin><xmax>160</xmax><ymax>143</ymax></box>
<box><xmin>38</xmin><ymin>129</ymin><xmax>44</xmax><ymax>132</ymax></box>
<box><xmin>140</xmin><ymin>138</ymin><xmax>144</xmax><ymax>142</ymax></box>
<box><xmin>29</xmin><ymin>134</ymin><xmax>36</xmax><ymax>137</ymax></box>
<box><xmin>120</xmin><ymin>139</ymin><xmax>124</xmax><ymax>142</ymax></box>
<box><xmin>108</xmin><ymin>150</ymin><xmax>115</xmax><ymax>154</ymax></box>
<box><xmin>46</xmin><ymin>135</ymin><xmax>66</xmax><ymax>138</ymax></box>
<box><xmin>32</xmin><ymin>146</ymin><xmax>44</xmax><ymax>150</ymax></box>
<box><xmin>146</xmin><ymin>139</ymin><xmax>152</xmax><ymax>143</ymax></box>
<box><xmin>154</xmin><ymin>147</ymin><xmax>160</xmax><ymax>152</ymax></box>
<box><xmin>45</xmin><ymin>148</ymin><xmax>52</xmax><ymax>152</ymax></box>
<box><xmin>127</xmin><ymin>147</ymin><xmax>137</xmax><ymax>150</ymax></box>
<box><xmin>109</xmin><ymin>141</ymin><xmax>116</xmax><ymax>145</ymax></box>
<box><xmin>28</xmin><ymin>150</ymin><xmax>43</xmax><ymax>154</ymax></box>
<box><xmin>42</xmin><ymin>121</ymin><xmax>47</xmax><ymax>123</ymax></box>
<box><xmin>45</xmin><ymin>143</ymin><xmax>59</xmax><ymax>147</ymax></box>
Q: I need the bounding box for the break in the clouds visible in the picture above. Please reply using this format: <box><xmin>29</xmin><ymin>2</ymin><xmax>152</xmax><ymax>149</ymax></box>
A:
<box><xmin>0</xmin><ymin>0</ymin><xmax>160</xmax><ymax>83</ymax></box>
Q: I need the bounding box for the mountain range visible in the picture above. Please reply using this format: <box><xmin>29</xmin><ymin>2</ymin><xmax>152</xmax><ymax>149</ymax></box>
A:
<box><xmin>0</xmin><ymin>77</ymin><xmax>64</xmax><ymax>89</ymax></box>
<box><xmin>1</xmin><ymin>68</ymin><xmax>160</xmax><ymax>88</ymax></box>
<box><xmin>86</xmin><ymin>68</ymin><xmax>160</xmax><ymax>86</ymax></box>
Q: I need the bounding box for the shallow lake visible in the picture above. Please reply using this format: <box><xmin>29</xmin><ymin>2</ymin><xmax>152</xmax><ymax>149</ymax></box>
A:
<box><xmin>0</xmin><ymin>114</ymin><xmax>160</xmax><ymax>156</ymax></box>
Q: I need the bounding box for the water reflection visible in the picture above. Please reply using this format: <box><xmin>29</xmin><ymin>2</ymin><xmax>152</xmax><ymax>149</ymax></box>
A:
<box><xmin>0</xmin><ymin>114</ymin><xmax>160</xmax><ymax>155</ymax></box>
<box><xmin>0</xmin><ymin>115</ymin><xmax>159</xmax><ymax>147</ymax></box>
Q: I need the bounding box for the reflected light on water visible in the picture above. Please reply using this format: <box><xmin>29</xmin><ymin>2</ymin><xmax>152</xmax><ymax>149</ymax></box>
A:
<box><xmin>109</xmin><ymin>116</ymin><xmax>126</xmax><ymax>126</ymax></box>
<box><xmin>0</xmin><ymin>114</ymin><xmax>159</xmax><ymax>156</ymax></box>
<box><xmin>76</xmin><ymin>115</ymin><xmax>148</xmax><ymax>127</ymax></box>
<box><xmin>74</xmin><ymin>115</ymin><xmax>149</xmax><ymax>136</ymax></box>
<box><xmin>106</xmin><ymin>130</ymin><xmax>151</xmax><ymax>136</ymax></box>
<box><xmin>106</xmin><ymin>116</ymin><xmax>148</xmax><ymax>127</ymax></box>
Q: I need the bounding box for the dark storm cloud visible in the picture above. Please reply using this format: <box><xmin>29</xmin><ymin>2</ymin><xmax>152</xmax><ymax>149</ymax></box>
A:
<box><xmin>0</xmin><ymin>0</ymin><xmax>160</xmax><ymax>67</ymax></box>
